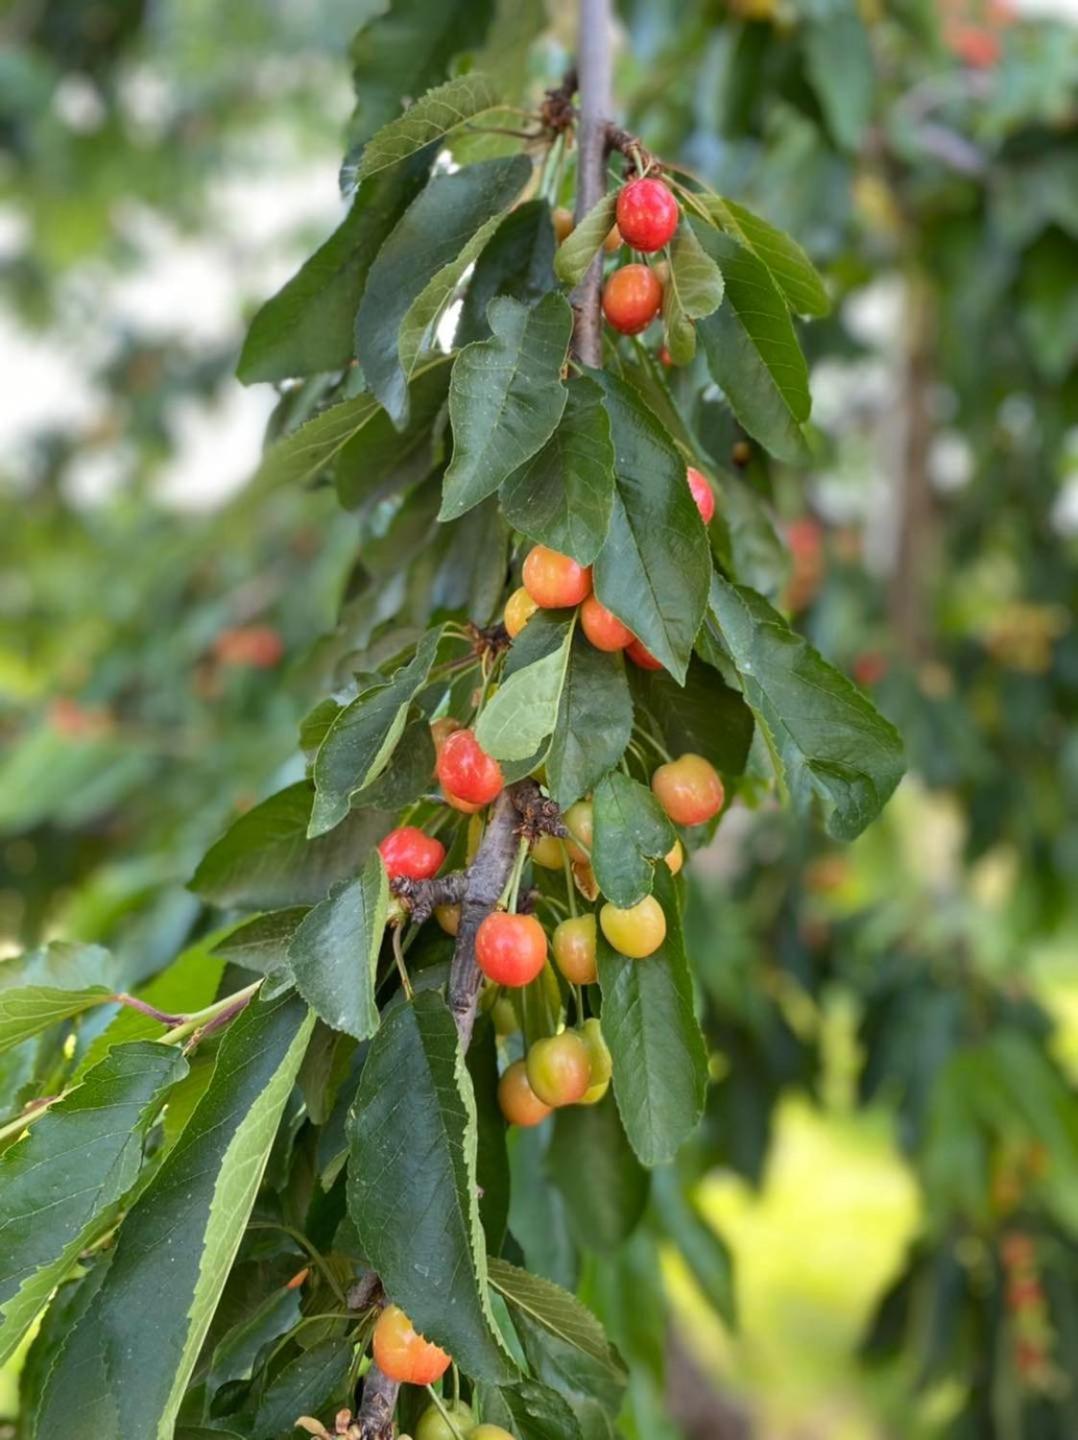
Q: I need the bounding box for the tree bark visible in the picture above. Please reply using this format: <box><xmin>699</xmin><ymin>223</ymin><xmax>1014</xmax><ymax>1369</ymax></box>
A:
<box><xmin>571</xmin><ymin>0</ymin><xmax>613</xmax><ymax>366</ymax></box>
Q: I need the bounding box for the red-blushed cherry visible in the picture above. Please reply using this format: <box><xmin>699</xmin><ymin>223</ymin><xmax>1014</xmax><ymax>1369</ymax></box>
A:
<box><xmin>522</xmin><ymin>545</ymin><xmax>593</xmax><ymax>608</ymax></box>
<box><xmin>553</xmin><ymin>206</ymin><xmax>575</xmax><ymax>243</ymax></box>
<box><xmin>686</xmin><ymin>466</ymin><xmax>715</xmax><ymax>524</ymax></box>
<box><xmin>615</xmin><ymin>177</ymin><xmax>680</xmax><ymax>252</ymax></box>
<box><xmin>371</xmin><ymin>1304</ymin><xmax>450</xmax><ymax>1385</ymax></box>
<box><xmin>580</xmin><ymin>595</ymin><xmax>633</xmax><ymax>652</ymax></box>
<box><xmin>602</xmin><ymin>264</ymin><xmax>663</xmax><ymax>335</ymax></box>
<box><xmin>552</xmin><ymin>913</ymin><xmax>598</xmax><ymax>985</ymax></box>
<box><xmin>377</xmin><ymin>826</ymin><xmax>445</xmax><ymax>881</ymax></box>
<box><xmin>626</xmin><ymin>636</ymin><xmax>664</xmax><ymax>670</ymax></box>
<box><xmin>498</xmin><ymin>1058</ymin><xmax>551</xmax><ymax>1127</ymax></box>
<box><xmin>476</xmin><ymin>911</ymin><xmax>547</xmax><ymax>986</ymax></box>
<box><xmin>526</xmin><ymin>1031</ymin><xmax>592</xmax><ymax>1106</ymax></box>
<box><xmin>504</xmin><ymin>585</ymin><xmax>538</xmax><ymax>638</ymax></box>
<box><xmin>599</xmin><ymin>895</ymin><xmax>667</xmax><ymax>958</ymax></box>
<box><xmin>416</xmin><ymin>1401</ymin><xmax>475</xmax><ymax>1440</ymax></box>
<box><xmin>436</xmin><ymin>727</ymin><xmax>503</xmax><ymax>806</ymax></box>
<box><xmin>579</xmin><ymin>1017</ymin><xmax>612</xmax><ymax>1104</ymax></box>
<box><xmin>562</xmin><ymin>799</ymin><xmax>593</xmax><ymax>862</ymax></box>
<box><xmin>651</xmin><ymin>752</ymin><xmax>725</xmax><ymax>826</ymax></box>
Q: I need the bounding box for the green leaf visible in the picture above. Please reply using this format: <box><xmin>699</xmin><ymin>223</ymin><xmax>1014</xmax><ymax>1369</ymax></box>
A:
<box><xmin>475</xmin><ymin>620</ymin><xmax>574</xmax><ymax>762</ymax></box>
<box><xmin>592</xmin><ymin>772</ymin><xmax>675</xmax><ymax>909</ymax></box>
<box><xmin>704</xmin><ymin>195</ymin><xmax>829</xmax><ymax>317</ymax></box>
<box><xmin>456</xmin><ymin>200</ymin><xmax>557</xmax><ymax>347</ymax></box>
<box><xmin>0</xmin><ymin>983</ymin><xmax>112</xmax><ymax>1057</ymax></box>
<box><xmin>694</xmin><ymin>223</ymin><xmax>812</xmax><ymax>465</ymax></box>
<box><xmin>590</xmin><ymin>371</ymin><xmax>711</xmax><ymax>683</ymax></box>
<box><xmin>336</xmin><ymin>360</ymin><xmax>453</xmax><ymax>511</ymax></box>
<box><xmin>468</xmin><ymin>1017</ymin><xmax>510</xmax><ymax>1252</ymax></box>
<box><xmin>35</xmin><ymin>992</ymin><xmax>314</xmax><ymax>1440</ymax></box>
<box><xmin>440</xmin><ymin>292</ymin><xmax>574</xmax><ymax>520</ymax></box>
<box><xmin>347</xmin><ymin>991</ymin><xmax>515</xmax><ymax>1383</ymax></box>
<box><xmin>661</xmin><ymin>223</ymin><xmax>725</xmax><ymax>365</ymax></box>
<box><xmin>487</xmin><ymin>1258</ymin><xmax>626</xmax><ymax>1380</ymax></box>
<box><xmin>0</xmin><ymin>1042</ymin><xmax>187</xmax><ymax>1366</ymax></box>
<box><xmin>191</xmin><ymin>782</ymin><xmax>392</xmax><ymax>910</ymax></box>
<box><xmin>597</xmin><ymin>867</ymin><xmax>708</xmax><ymax>1167</ymax></box>
<box><xmin>310</xmin><ymin>629</ymin><xmax>441</xmax><ymax>837</ymax></box>
<box><xmin>209</xmin><ymin>909</ymin><xmax>309</xmax><ymax>981</ymax></box>
<box><xmin>237</xmin><ymin>156</ymin><xmax>431</xmax><ymax>384</ymax></box>
<box><xmin>249</xmin><ymin>1336</ymin><xmax>352</xmax><ymax>1438</ymax></box>
<box><xmin>547</xmin><ymin>1092</ymin><xmax>649</xmax><ymax>1252</ymax></box>
<box><xmin>356</xmin><ymin>155</ymin><xmax>531</xmax><ymax>426</ymax></box>
<box><xmin>500</xmin><ymin>375</ymin><xmax>616</xmax><ymax>566</ymax></box>
<box><xmin>553</xmin><ymin>193</ymin><xmax>617</xmax><ymax>285</ymax></box>
<box><xmin>287</xmin><ymin>854</ymin><xmax>388</xmax><ymax>1040</ymax></box>
<box><xmin>708</xmin><ymin>575</ymin><xmax>905</xmax><ymax>839</ymax></box>
<box><xmin>545</xmin><ymin>630</ymin><xmax>633</xmax><ymax>810</ymax></box>
<box><xmin>358</xmin><ymin>73</ymin><xmax>501</xmax><ymax>182</ymax></box>
<box><xmin>628</xmin><ymin>656</ymin><xmax>754</xmax><ymax>778</ymax></box>
<box><xmin>803</xmin><ymin>1</ymin><xmax>875</xmax><ymax>152</ymax></box>
<box><xmin>479</xmin><ymin>1378</ymin><xmax>584</xmax><ymax>1440</ymax></box>
<box><xmin>206</xmin><ymin>1285</ymin><xmax>301</xmax><ymax>1396</ymax></box>
<box><xmin>346</xmin><ymin>0</ymin><xmax>495</xmax><ymax>153</ymax></box>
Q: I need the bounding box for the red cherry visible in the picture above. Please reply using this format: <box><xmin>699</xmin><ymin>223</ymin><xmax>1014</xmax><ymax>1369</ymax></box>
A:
<box><xmin>476</xmin><ymin>912</ymin><xmax>548</xmax><ymax>987</ymax></box>
<box><xmin>522</xmin><ymin>545</ymin><xmax>592</xmax><ymax>608</ymax></box>
<box><xmin>580</xmin><ymin>595</ymin><xmax>633</xmax><ymax>652</ymax></box>
<box><xmin>686</xmin><ymin>467</ymin><xmax>715</xmax><ymax>524</ymax></box>
<box><xmin>436</xmin><ymin>727</ymin><xmax>503</xmax><ymax>806</ymax></box>
<box><xmin>498</xmin><ymin>1060</ymin><xmax>551</xmax><ymax>1127</ymax></box>
<box><xmin>652</xmin><ymin>753</ymin><xmax>725</xmax><ymax>826</ymax></box>
<box><xmin>377</xmin><ymin>826</ymin><xmax>446</xmax><ymax>880</ymax></box>
<box><xmin>615</xmin><ymin>178</ymin><xmax>680</xmax><ymax>252</ymax></box>
<box><xmin>602</xmin><ymin>265</ymin><xmax>663</xmax><ymax>335</ymax></box>
<box><xmin>626</xmin><ymin>637</ymin><xmax>663</xmax><ymax>670</ymax></box>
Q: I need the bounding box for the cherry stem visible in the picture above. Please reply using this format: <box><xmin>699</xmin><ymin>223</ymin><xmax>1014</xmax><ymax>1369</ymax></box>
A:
<box><xmin>112</xmin><ymin>993</ymin><xmax>185</xmax><ymax>1026</ymax></box>
<box><xmin>424</xmin><ymin>1384</ymin><xmax>469</xmax><ymax>1440</ymax></box>
<box><xmin>504</xmin><ymin>836</ymin><xmax>531</xmax><ymax>913</ymax></box>
<box><xmin>635</xmin><ymin>727</ymin><xmax>673</xmax><ymax>764</ymax></box>
<box><xmin>391</xmin><ymin>925</ymin><xmax>414</xmax><ymax>1000</ymax></box>
<box><xmin>562</xmin><ymin>848</ymin><xmax>579</xmax><ymax>919</ymax></box>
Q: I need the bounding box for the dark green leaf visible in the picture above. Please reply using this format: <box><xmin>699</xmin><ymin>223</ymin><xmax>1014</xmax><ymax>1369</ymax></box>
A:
<box><xmin>500</xmin><ymin>375</ymin><xmax>616</xmax><ymax>566</ymax></box>
<box><xmin>191</xmin><ymin>783</ymin><xmax>392</xmax><ymax>910</ymax></box>
<box><xmin>35</xmin><ymin>992</ymin><xmax>314</xmax><ymax>1440</ymax></box>
<box><xmin>546</xmin><ymin>631</ymin><xmax>633</xmax><ymax>810</ymax></box>
<box><xmin>662</xmin><ymin>223</ymin><xmax>725</xmax><ymax>365</ymax></box>
<box><xmin>592</xmin><ymin>772</ymin><xmax>675</xmax><ymax>909</ymax></box>
<box><xmin>288</xmin><ymin>854</ymin><xmax>388</xmax><ymax>1041</ymax></box>
<box><xmin>553</xmin><ymin>192</ymin><xmax>617</xmax><ymax>285</ymax></box>
<box><xmin>347</xmin><ymin>991</ymin><xmax>515</xmax><ymax>1383</ymax></box>
<box><xmin>480</xmin><ymin>1378</ymin><xmax>584</xmax><ymax>1440</ymax></box>
<box><xmin>468</xmin><ymin>1017</ymin><xmax>510</xmax><ymax>1252</ymax></box>
<box><xmin>357</xmin><ymin>73</ymin><xmax>500</xmax><ymax>182</ymax></box>
<box><xmin>336</xmin><ymin>360</ymin><xmax>453</xmax><ymax>510</ymax></box>
<box><xmin>349</xmin><ymin>707</ymin><xmax>436</xmax><ymax>811</ymax></box>
<box><xmin>249</xmin><ymin>1337</ymin><xmax>352</xmax><ymax>1438</ymax></box>
<box><xmin>708</xmin><ymin>576</ymin><xmax>905</xmax><ymax>838</ymax></box>
<box><xmin>547</xmin><ymin>1093</ymin><xmax>649</xmax><ymax>1251</ymax></box>
<box><xmin>705</xmin><ymin>196</ymin><xmax>829</xmax><ymax>318</ymax></box>
<box><xmin>456</xmin><ymin>201</ymin><xmax>557</xmax><ymax>347</ymax></box>
<box><xmin>310</xmin><ymin>629</ymin><xmax>441</xmax><ymax>836</ymax></box>
<box><xmin>210</xmin><ymin>909</ymin><xmax>309</xmax><ymax>981</ymax></box>
<box><xmin>0</xmin><ymin>1042</ymin><xmax>187</xmax><ymax>1365</ymax></box>
<box><xmin>597</xmin><ymin>868</ymin><xmax>707</xmax><ymax>1167</ymax></box>
<box><xmin>487</xmin><ymin>1258</ymin><xmax>626</xmax><ymax>1381</ymax></box>
<box><xmin>0</xmin><ymin>982</ymin><xmax>112</xmax><ymax>1057</ymax></box>
<box><xmin>356</xmin><ymin>155</ymin><xmax>530</xmax><ymax>426</ymax></box>
<box><xmin>629</xmin><ymin>656</ymin><xmax>753</xmax><ymax>778</ymax></box>
<box><xmin>695</xmin><ymin>224</ymin><xmax>812</xmax><ymax>465</ymax></box>
<box><xmin>590</xmin><ymin>371</ymin><xmax>710</xmax><ymax>683</ymax></box>
<box><xmin>237</xmin><ymin>155</ymin><xmax>431</xmax><ymax>384</ymax></box>
<box><xmin>206</xmin><ymin>1285</ymin><xmax>302</xmax><ymax>1397</ymax></box>
<box><xmin>440</xmin><ymin>292</ymin><xmax>573</xmax><ymax>520</ymax></box>
<box><xmin>476</xmin><ymin>618</ymin><xmax>574</xmax><ymax>762</ymax></box>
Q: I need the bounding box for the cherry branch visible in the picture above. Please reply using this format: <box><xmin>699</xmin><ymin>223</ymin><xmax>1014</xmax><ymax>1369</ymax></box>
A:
<box><xmin>571</xmin><ymin>0</ymin><xmax>613</xmax><ymax>366</ymax></box>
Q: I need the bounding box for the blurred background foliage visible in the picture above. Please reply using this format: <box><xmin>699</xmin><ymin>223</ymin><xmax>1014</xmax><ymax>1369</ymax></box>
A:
<box><xmin>1</xmin><ymin>0</ymin><xmax>1076</xmax><ymax>1436</ymax></box>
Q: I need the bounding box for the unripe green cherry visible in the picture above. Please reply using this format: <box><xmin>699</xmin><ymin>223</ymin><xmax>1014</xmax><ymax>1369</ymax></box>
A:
<box><xmin>526</xmin><ymin>1031</ymin><xmax>591</xmax><ymax>1106</ymax></box>
<box><xmin>531</xmin><ymin>834</ymin><xmax>564</xmax><ymax>869</ymax></box>
<box><xmin>599</xmin><ymin>895</ymin><xmax>667</xmax><ymax>958</ymax></box>
<box><xmin>562</xmin><ymin>799</ymin><xmax>593</xmax><ymax>862</ymax></box>
<box><xmin>580</xmin><ymin>1017</ymin><xmax>612</xmax><ymax>1088</ymax></box>
<box><xmin>471</xmin><ymin>1428</ymin><xmax>517</xmax><ymax>1440</ymax></box>
<box><xmin>416</xmin><ymin>1401</ymin><xmax>475</xmax><ymax>1440</ymax></box>
<box><xmin>552</xmin><ymin>914</ymin><xmax>598</xmax><ymax>985</ymax></box>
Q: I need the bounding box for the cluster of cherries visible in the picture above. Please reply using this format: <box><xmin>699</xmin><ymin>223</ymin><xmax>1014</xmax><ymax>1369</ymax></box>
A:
<box><xmin>504</xmin><ymin>465</ymin><xmax>714</xmax><ymax>666</ymax></box>
<box><xmin>1000</xmin><ymin>1232</ymin><xmax>1056</xmax><ymax>1391</ymax></box>
<box><xmin>556</xmin><ymin>175</ymin><xmax>682</xmax><ymax>337</ymax></box>
<box><xmin>370</xmin><ymin>1304</ymin><xmax>510</xmax><ymax>1440</ymax></box>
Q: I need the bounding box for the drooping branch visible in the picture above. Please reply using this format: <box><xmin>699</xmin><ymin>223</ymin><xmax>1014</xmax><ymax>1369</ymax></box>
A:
<box><xmin>571</xmin><ymin>0</ymin><xmax>613</xmax><ymax>366</ymax></box>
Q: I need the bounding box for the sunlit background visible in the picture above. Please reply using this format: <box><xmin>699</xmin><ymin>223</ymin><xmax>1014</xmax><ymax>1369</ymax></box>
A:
<box><xmin>2</xmin><ymin>1</ymin><xmax>1077</xmax><ymax>1436</ymax></box>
